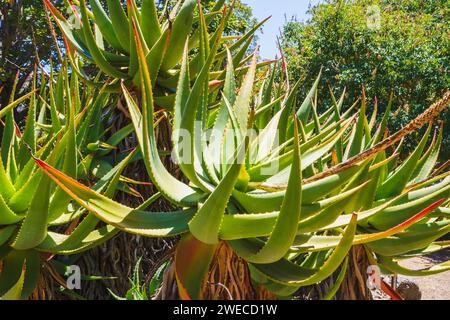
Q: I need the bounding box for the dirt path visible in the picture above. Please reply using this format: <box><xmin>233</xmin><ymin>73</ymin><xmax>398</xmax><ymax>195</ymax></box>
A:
<box><xmin>398</xmin><ymin>249</ymin><xmax>450</xmax><ymax>300</ymax></box>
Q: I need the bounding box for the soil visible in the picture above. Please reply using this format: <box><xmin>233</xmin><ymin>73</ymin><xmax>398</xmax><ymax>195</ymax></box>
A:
<box><xmin>398</xmin><ymin>249</ymin><xmax>450</xmax><ymax>300</ymax></box>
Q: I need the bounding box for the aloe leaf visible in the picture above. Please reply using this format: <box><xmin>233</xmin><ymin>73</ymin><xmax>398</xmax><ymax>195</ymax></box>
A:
<box><xmin>396</xmin><ymin>240</ymin><xmax>450</xmax><ymax>259</ymax></box>
<box><xmin>293</xmin><ymin>69</ymin><xmax>322</xmax><ymax>126</ymax></box>
<box><xmin>411</xmin><ymin>127</ymin><xmax>442</xmax><ymax>183</ymax></box>
<box><xmin>372</xmin><ymin>92</ymin><xmax>392</xmax><ymax>145</ymax></box>
<box><xmin>39</xmin><ymin>224</ymin><xmax>119</xmax><ymax>255</ymax></box>
<box><xmin>379</xmin><ymin>257</ymin><xmax>450</xmax><ymax>276</ymax></box>
<box><xmin>293</xmin><ymin>199</ymin><xmax>445</xmax><ymax>253</ymax></box>
<box><xmin>232</xmin><ymin>160</ymin><xmax>366</xmax><ymax>214</ymax></box>
<box><xmin>48</xmin><ymin>84</ymin><xmax>78</xmax><ymax>221</ymax></box>
<box><xmin>209</xmin><ymin>48</ymin><xmax>236</xmax><ymax>174</ymax></box>
<box><xmin>243</xmin><ymin>249</ymin><xmax>316</xmax><ymax>285</ymax></box>
<box><xmin>330</xmin><ymin>190</ymin><xmax>413</xmax><ymax>230</ymax></box>
<box><xmin>188</xmin><ymin>0</ymin><xmax>225</xmax><ymax>50</ymax></box>
<box><xmin>172</xmin><ymin>42</ymin><xmax>192</xmax><ymax>166</ymax></box>
<box><xmin>244</xmin><ymin>120</ymin><xmax>302</xmax><ymax>264</ymax></box>
<box><xmin>216</xmin><ymin>36</ymin><xmax>254</xmax><ymax>82</ymax></box>
<box><xmin>256</xmin><ymin>61</ymin><xmax>278</xmax><ymax>128</ymax></box>
<box><xmin>367</xmin><ymin>220</ymin><xmax>450</xmax><ymax>256</ymax></box>
<box><xmin>233</xmin><ymin>53</ymin><xmax>257</xmax><ymax>137</ymax></box>
<box><xmin>357</xmin><ymin>199</ymin><xmax>445</xmax><ymax>243</ymax></box>
<box><xmin>399</xmin><ymin>174</ymin><xmax>450</xmax><ymax>204</ymax></box>
<box><xmin>262</xmin><ymin>280</ymin><xmax>300</xmax><ymax>297</ymax></box>
<box><xmin>368</xmin><ymin>182</ymin><xmax>450</xmax><ymax>230</ymax></box>
<box><xmin>80</xmin><ymin>0</ymin><xmax>130</xmax><ymax>79</ymax></box>
<box><xmin>17</xmin><ymin>73</ymin><xmax>37</xmax><ymax>168</ymax></box>
<box><xmin>220</xmin><ymin>94</ymin><xmax>244</xmax><ymax>172</ymax></box>
<box><xmin>347</xmin><ymin>92</ymin><xmax>367</xmax><ymax>158</ymax></box>
<box><xmin>140</xmin><ymin>0</ymin><xmax>161</xmax><ymax>47</ymax></box>
<box><xmin>0</xmin><ymin>250</ymin><xmax>25</xmax><ymax>298</ymax></box>
<box><xmin>48</xmin><ymin>78</ymin><xmax>63</xmax><ymax>133</ymax></box>
<box><xmin>278</xmin><ymin>79</ymin><xmax>304</xmax><ymax>144</ymax></box>
<box><xmin>348</xmin><ymin>153</ymin><xmax>384</xmax><ymax>212</ymax></box>
<box><xmin>133</xmin><ymin>26</ymin><xmax>171</xmax><ymax>87</ymax></box>
<box><xmin>35</xmin><ymin>158</ymin><xmax>194</xmax><ymax>237</ymax></box>
<box><xmin>328</xmin><ymin>89</ymin><xmax>345</xmax><ymax>162</ymax></box>
<box><xmin>106</xmin><ymin>0</ymin><xmax>131</xmax><ymax>52</ymax></box>
<box><xmin>215</xmin><ymin>16</ymin><xmax>270</xmax><ymax>60</ymax></box>
<box><xmin>322</xmin><ymin>256</ymin><xmax>348</xmax><ymax>300</ymax></box>
<box><xmin>249</xmin><ymin>213</ymin><xmax>356</xmax><ymax>286</ymax></box>
<box><xmin>0</xmin><ymin>91</ymin><xmax>34</xmax><ymax>120</ymax></box>
<box><xmin>0</xmin><ymin>267</ymin><xmax>25</xmax><ymax>300</ymax></box>
<box><xmin>41</xmin><ymin>151</ymin><xmax>136</xmax><ymax>251</ymax></box>
<box><xmin>1</xmin><ymin>112</ymin><xmax>15</xmax><ymax>177</ymax></box>
<box><xmin>20</xmin><ymin>250</ymin><xmax>41</xmax><ymax>299</ymax></box>
<box><xmin>43</xmin><ymin>0</ymin><xmax>93</xmax><ymax>59</ymax></box>
<box><xmin>0</xmin><ymin>226</ymin><xmax>15</xmax><ymax>246</ymax></box>
<box><xmin>0</xmin><ymin>156</ymin><xmax>15</xmax><ymax>200</ymax></box>
<box><xmin>257</xmin><ymin>121</ymin><xmax>351</xmax><ymax>183</ymax></box>
<box><xmin>160</xmin><ymin>0</ymin><xmax>196</xmax><ymax>70</ymax></box>
<box><xmin>189</xmin><ymin>141</ymin><xmax>246</xmax><ymax>244</ymax></box>
<box><xmin>11</xmin><ymin>173</ymin><xmax>51</xmax><ymax>250</ymax></box>
<box><xmin>376</xmin><ymin>124</ymin><xmax>432</xmax><ymax>199</ymax></box>
<box><xmin>127</xmin><ymin>2</ymin><xmax>140</xmax><ymax>77</ymax></box>
<box><xmin>250</xmin><ymin>107</ymin><xmax>284</xmax><ymax>165</ymax></box>
<box><xmin>123</xmin><ymin>85</ymin><xmax>201</xmax><ymax>206</ymax></box>
<box><xmin>88</xmin><ymin>0</ymin><xmax>124</xmax><ymax>51</ymax></box>
<box><xmin>296</xmin><ymin>182</ymin><xmax>369</xmax><ymax>233</ymax></box>
<box><xmin>125</xmin><ymin>26</ymin><xmax>203</xmax><ymax>205</ymax></box>
<box><xmin>220</xmin><ymin>181</ymin><xmax>366</xmax><ymax>240</ymax></box>
<box><xmin>171</xmin><ymin>13</ymin><xmax>225</xmax><ymax>191</ymax></box>
<box><xmin>175</xmin><ymin>234</ymin><xmax>217</xmax><ymax>300</ymax></box>
<box><xmin>0</xmin><ymin>193</ymin><xmax>23</xmax><ymax>225</ymax></box>
<box><xmin>37</xmin><ymin>215</ymin><xmax>100</xmax><ymax>252</ymax></box>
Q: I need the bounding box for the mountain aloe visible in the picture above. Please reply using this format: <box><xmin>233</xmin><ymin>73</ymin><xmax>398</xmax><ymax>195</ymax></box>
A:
<box><xmin>35</xmin><ymin>10</ymin><xmax>450</xmax><ymax>299</ymax></box>
<box><xmin>44</xmin><ymin>0</ymin><xmax>271</xmax><ymax>111</ymax></box>
<box><xmin>0</xmin><ymin>66</ymin><xmax>137</xmax><ymax>299</ymax></box>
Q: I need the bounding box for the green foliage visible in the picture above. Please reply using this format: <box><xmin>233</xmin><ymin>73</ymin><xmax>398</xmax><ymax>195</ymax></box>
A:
<box><xmin>0</xmin><ymin>0</ymin><xmax>63</xmax><ymax>105</ymax></box>
<box><xmin>108</xmin><ymin>258</ymin><xmax>170</xmax><ymax>300</ymax></box>
<box><xmin>281</xmin><ymin>0</ymin><xmax>450</xmax><ymax>158</ymax></box>
<box><xmin>45</xmin><ymin>0</ymin><xmax>262</xmax><ymax>99</ymax></box>
<box><xmin>38</xmin><ymin>17</ymin><xmax>450</xmax><ymax>299</ymax></box>
<box><xmin>0</xmin><ymin>65</ymin><xmax>137</xmax><ymax>299</ymax></box>
<box><xmin>1</xmin><ymin>0</ymin><xmax>449</xmax><ymax>301</ymax></box>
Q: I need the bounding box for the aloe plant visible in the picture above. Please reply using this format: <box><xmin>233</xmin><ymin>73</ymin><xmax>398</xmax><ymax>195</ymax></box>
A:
<box><xmin>35</xmin><ymin>7</ymin><xmax>450</xmax><ymax>300</ymax></box>
<box><xmin>108</xmin><ymin>257</ymin><xmax>169</xmax><ymax>300</ymax></box>
<box><xmin>0</xmin><ymin>65</ymin><xmax>139</xmax><ymax>299</ymax></box>
<box><xmin>44</xmin><ymin>0</ymin><xmax>271</xmax><ymax>110</ymax></box>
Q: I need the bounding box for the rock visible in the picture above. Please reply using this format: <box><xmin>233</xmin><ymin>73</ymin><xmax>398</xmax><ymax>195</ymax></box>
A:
<box><xmin>396</xmin><ymin>277</ymin><xmax>422</xmax><ymax>300</ymax></box>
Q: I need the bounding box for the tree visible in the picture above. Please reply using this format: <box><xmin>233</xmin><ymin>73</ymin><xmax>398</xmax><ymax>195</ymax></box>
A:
<box><xmin>0</xmin><ymin>0</ymin><xmax>64</xmax><ymax>106</ymax></box>
<box><xmin>281</xmin><ymin>0</ymin><xmax>449</xmax><ymax>158</ymax></box>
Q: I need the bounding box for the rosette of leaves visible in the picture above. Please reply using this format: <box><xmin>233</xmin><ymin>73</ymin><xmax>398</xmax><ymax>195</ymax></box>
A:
<box><xmin>0</xmin><ymin>66</ymin><xmax>138</xmax><ymax>299</ymax></box>
<box><xmin>44</xmin><ymin>0</ymin><xmax>271</xmax><ymax>108</ymax></box>
<box><xmin>36</xmin><ymin>18</ymin><xmax>450</xmax><ymax>300</ymax></box>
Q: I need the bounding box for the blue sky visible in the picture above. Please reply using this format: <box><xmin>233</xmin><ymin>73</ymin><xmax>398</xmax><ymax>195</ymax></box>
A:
<box><xmin>243</xmin><ymin>0</ymin><xmax>322</xmax><ymax>59</ymax></box>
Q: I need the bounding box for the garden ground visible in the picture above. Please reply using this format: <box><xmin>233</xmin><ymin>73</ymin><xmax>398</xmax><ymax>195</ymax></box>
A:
<box><xmin>401</xmin><ymin>249</ymin><xmax>450</xmax><ymax>300</ymax></box>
